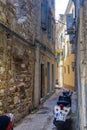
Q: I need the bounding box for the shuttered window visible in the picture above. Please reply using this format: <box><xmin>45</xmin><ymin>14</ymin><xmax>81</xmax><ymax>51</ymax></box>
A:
<box><xmin>41</xmin><ymin>0</ymin><xmax>47</xmax><ymax>30</ymax></box>
<box><xmin>51</xmin><ymin>0</ymin><xmax>55</xmax><ymax>8</ymax></box>
<box><xmin>80</xmin><ymin>0</ymin><xmax>83</xmax><ymax>5</ymax></box>
<box><xmin>48</xmin><ymin>9</ymin><xmax>51</xmax><ymax>38</ymax></box>
<box><xmin>66</xmin><ymin>14</ymin><xmax>74</xmax><ymax>32</ymax></box>
<box><xmin>52</xmin><ymin>25</ymin><xmax>53</xmax><ymax>41</ymax></box>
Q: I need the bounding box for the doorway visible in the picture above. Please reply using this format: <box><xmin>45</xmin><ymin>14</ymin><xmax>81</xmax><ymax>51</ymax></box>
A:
<box><xmin>47</xmin><ymin>62</ymin><xmax>50</xmax><ymax>93</ymax></box>
<box><xmin>52</xmin><ymin>64</ymin><xmax>54</xmax><ymax>91</ymax></box>
<box><xmin>40</xmin><ymin>64</ymin><xmax>44</xmax><ymax>98</ymax></box>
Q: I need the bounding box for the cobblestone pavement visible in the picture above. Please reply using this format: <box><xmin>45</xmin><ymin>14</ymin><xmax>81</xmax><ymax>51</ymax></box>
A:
<box><xmin>71</xmin><ymin>91</ymin><xmax>78</xmax><ymax>130</ymax></box>
<box><xmin>14</xmin><ymin>89</ymin><xmax>61</xmax><ymax>130</ymax></box>
<box><xmin>14</xmin><ymin>88</ymin><xmax>77</xmax><ymax>130</ymax></box>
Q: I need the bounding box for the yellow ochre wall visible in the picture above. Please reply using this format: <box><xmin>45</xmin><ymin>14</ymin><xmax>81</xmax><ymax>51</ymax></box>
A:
<box><xmin>63</xmin><ymin>54</ymin><xmax>75</xmax><ymax>90</ymax></box>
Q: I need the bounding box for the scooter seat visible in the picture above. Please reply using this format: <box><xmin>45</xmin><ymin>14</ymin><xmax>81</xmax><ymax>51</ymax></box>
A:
<box><xmin>58</xmin><ymin>96</ymin><xmax>71</xmax><ymax>103</ymax></box>
<box><xmin>57</xmin><ymin>100</ymin><xmax>70</xmax><ymax>106</ymax></box>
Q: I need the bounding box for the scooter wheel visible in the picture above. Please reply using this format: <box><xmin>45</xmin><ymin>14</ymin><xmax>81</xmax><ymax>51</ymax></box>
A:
<box><xmin>53</xmin><ymin>119</ymin><xmax>63</xmax><ymax>130</ymax></box>
<box><xmin>57</xmin><ymin>126</ymin><xmax>63</xmax><ymax>130</ymax></box>
<box><xmin>56</xmin><ymin>122</ymin><xmax>64</xmax><ymax>130</ymax></box>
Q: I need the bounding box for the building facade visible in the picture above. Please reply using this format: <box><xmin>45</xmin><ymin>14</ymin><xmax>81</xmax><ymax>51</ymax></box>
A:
<box><xmin>55</xmin><ymin>15</ymin><xmax>65</xmax><ymax>87</ymax></box>
<box><xmin>0</xmin><ymin>0</ymin><xmax>56</xmax><ymax>122</ymax></box>
<box><xmin>33</xmin><ymin>0</ymin><xmax>56</xmax><ymax>107</ymax></box>
<box><xmin>64</xmin><ymin>0</ymin><xmax>75</xmax><ymax>90</ymax></box>
<box><xmin>56</xmin><ymin>0</ymin><xmax>75</xmax><ymax>90</ymax></box>
<box><xmin>74</xmin><ymin>0</ymin><xmax>87</xmax><ymax>129</ymax></box>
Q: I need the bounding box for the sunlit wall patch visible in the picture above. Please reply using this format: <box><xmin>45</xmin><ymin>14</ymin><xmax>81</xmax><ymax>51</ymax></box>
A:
<box><xmin>7</xmin><ymin>0</ymin><xmax>27</xmax><ymax>24</ymax></box>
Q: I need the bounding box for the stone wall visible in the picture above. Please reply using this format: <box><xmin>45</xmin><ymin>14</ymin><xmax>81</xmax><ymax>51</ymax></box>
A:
<box><xmin>77</xmin><ymin>1</ymin><xmax>87</xmax><ymax>129</ymax></box>
<box><xmin>0</xmin><ymin>0</ymin><xmax>35</xmax><ymax>122</ymax></box>
<box><xmin>0</xmin><ymin>0</ymin><xmax>56</xmax><ymax>122</ymax></box>
<box><xmin>0</xmin><ymin>32</ymin><xmax>35</xmax><ymax>122</ymax></box>
<box><xmin>6</xmin><ymin>37</ymin><xmax>35</xmax><ymax>122</ymax></box>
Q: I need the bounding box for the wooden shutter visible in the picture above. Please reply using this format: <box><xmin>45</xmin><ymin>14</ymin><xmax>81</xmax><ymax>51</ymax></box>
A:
<box><xmin>41</xmin><ymin>0</ymin><xmax>47</xmax><ymax>30</ymax></box>
<box><xmin>48</xmin><ymin>9</ymin><xmax>51</xmax><ymax>38</ymax></box>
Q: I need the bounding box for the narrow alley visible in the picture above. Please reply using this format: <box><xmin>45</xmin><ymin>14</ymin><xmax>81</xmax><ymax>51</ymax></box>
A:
<box><xmin>0</xmin><ymin>0</ymin><xmax>86</xmax><ymax>130</ymax></box>
<box><xmin>14</xmin><ymin>89</ymin><xmax>77</xmax><ymax>130</ymax></box>
<box><xmin>14</xmin><ymin>89</ymin><xmax>60</xmax><ymax>130</ymax></box>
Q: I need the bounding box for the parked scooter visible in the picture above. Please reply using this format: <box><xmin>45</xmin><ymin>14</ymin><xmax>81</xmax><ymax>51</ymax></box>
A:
<box><xmin>0</xmin><ymin>113</ymin><xmax>14</xmax><ymax>130</ymax></box>
<box><xmin>59</xmin><ymin>90</ymin><xmax>72</xmax><ymax>106</ymax></box>
<box><xmin>62</xmin><ymin>90</ymin><xmax>72</xmax><ymax>97</ymax></box>
<box><xmin>53</xmin><ymin>90</ymin><xmax>72</xmax><ymax>130</ymax></box>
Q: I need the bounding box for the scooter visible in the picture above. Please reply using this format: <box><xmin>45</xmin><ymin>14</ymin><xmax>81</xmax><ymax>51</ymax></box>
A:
<box><xmin>53</xmin><ymin>102</ymin><xmax>71</xmax><ymax>130</ymax></box>
<box><xmin>53</xmin><ymin>90</ymin><xmax>72</xmax><ymax>130</ymax></box>
<box><xmin>59</xmin><ymin>89</ymin><xmax>73</xmax><ymax>106</ymax></box>
<box><xmin>0</xmin><ymin>113</ymin><xmax>14</xmax><ymax>130</ymax></box>
<box><xmin>62</xmin><ymin>90</ymin><xmax>72</xmax><ymax>97</ymax></box>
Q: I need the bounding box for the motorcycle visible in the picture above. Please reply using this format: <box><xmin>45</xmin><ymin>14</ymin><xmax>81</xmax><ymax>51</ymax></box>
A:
<box><xmin>53</xmin><ymin>90</ymin><xmax>72</xmax><ymax>130</ymax></box>
<box><xmin>0</xmin><ymin>113</ymin><xmax>14</xmax><ymax>130</ymax></box>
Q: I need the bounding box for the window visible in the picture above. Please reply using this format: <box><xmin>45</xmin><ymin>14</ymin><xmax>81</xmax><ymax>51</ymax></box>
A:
<box><xmin>64</xmin><ymin>66</ymin><xmax>66</xmax><ymax>73</ymax></box>
<box><xmin>41</xmin><ymin>0</ymin><xmax>47</xmax><ymax>30</ymax></box>
<box><xmin>66</xmin><ymin>14</ymin><xmax>74</xmax><ymax>34</ymax></box>
<box><xmin>48</xmin><ymin>9</ymin><xmax>51</xmax><ymax>38</ymax></box>
<box><xmin>67</xmin><ymin>65</ymin><xmax>70</xmax><ymax>74</ymax></box>
<box><xmin>66</xmin><ymin>42</ymin><xmax>69</xmax><ymax>56</ymax></box>
<box><xmin>63</xmin><ymin>47</ymin><xmax>65</xmax><ymax>58</ymax></box>
<box><xmin>52</xmin><ymin>25</ymin><xmax>53</xmax><ymax>41</ymax></box>
<box><xmin>51</xmin><ymin>0</ymin><xmax>55</xmax><ymax>8</ymax></box>
<box><xmin>61</xmin><ymin>34</ymin><xmax>63</xmax><ymax>43</ymax></box>
<box><xmin>72</xmin><ymin>8</ymin><xmax>75</xmax><ymax>19</ymax></box>
<box><xmin>80</xmin><ymin>0</ymin><xmax>84</xmax><ymax>5</ymax></box>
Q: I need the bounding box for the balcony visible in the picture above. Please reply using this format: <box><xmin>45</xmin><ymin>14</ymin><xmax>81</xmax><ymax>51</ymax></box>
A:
<box><xmin>66</xmin><ymin>14</ymin><xmax>75</xmax><ymax>35</ymax></box>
